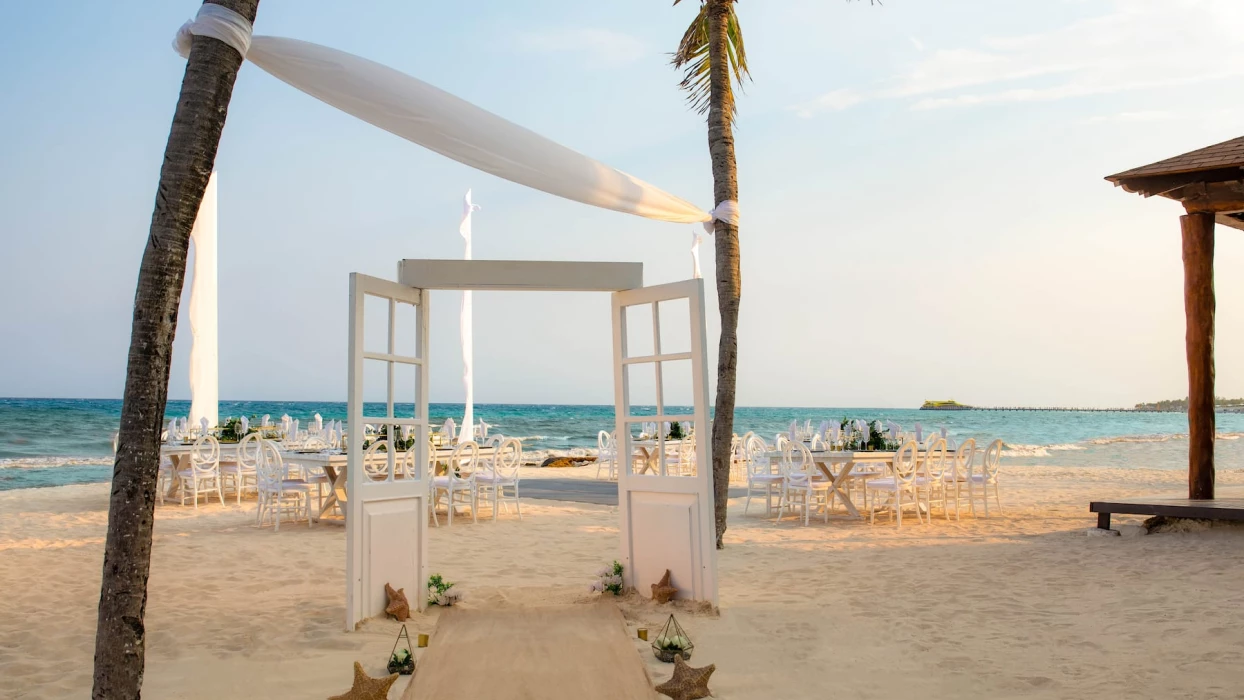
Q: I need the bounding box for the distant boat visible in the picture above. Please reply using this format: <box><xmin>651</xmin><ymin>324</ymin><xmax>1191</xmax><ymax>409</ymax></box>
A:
<box><xmin>920</xmin><ymin>400</ymin><xmax>973</xmax><ymax>411</ymax></box>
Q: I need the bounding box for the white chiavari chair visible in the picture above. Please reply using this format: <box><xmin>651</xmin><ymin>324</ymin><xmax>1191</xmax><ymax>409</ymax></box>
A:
<box><xmin>865</xmin><ymin>440</ymin><xmax>923</xmax><ymax>529</ymax></box>
<box><xmin>775</xmin><ymin>439</ymin><xmax>831</xmax><ymax>526</ymax></box>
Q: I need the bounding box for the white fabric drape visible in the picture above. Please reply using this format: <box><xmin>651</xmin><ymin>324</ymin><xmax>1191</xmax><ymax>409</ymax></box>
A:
<box><xmin>459</xmin><ymin>190</ymin><xmax>480</xmax><ymax>437</ymax></box>
<box><xmin>174</xmin><ymin>10</ymin><xmax>743</xmax><ymax>230</ymax></box>
<box><xmin>188</xmin><ymin>172</ymin><xmax>219</xmax><ymax>430</ymax></box>
<box><xmin>173</xmin><ymin>4</ymin><xmax>253</xmax><ymax>59</ymax></box>
<box><xmin>243</xmin><ymin>36</ymin><xmax>712</xmax><ymax>225</ymax></box>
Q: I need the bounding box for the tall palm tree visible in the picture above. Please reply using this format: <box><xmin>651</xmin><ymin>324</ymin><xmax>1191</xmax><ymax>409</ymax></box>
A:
<box><xmin>672</xmin><ymin>0</ymin><xmax>872</xmax><ymax>548</ymax></box>
<box><xmin>93</xmin><ymin>1</ymin><xmax>259</xmax><ymax>697</ymax></box>
<box><xmin>671</xmin><ymin>0</ymin><xmax>745</xmax><ymax>549</ymax></box>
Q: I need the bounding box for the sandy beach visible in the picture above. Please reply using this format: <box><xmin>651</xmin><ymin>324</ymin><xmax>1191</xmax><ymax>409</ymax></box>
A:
<box><xmin>3</xmin><ymin>464</ymin><xmax>1244</xmax><ymax>699</ymax></box>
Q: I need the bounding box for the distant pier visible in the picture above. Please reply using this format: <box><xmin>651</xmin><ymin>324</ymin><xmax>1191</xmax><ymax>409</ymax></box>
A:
<box><xmin>970</xmin><ymin>406</ymin><xmax>1137</xmax><ymax>413</ymax></box>
<box><xmin>920</xmin><ymin>402</ymin><xmax>1178</xmax><ymax>413</ymax></box>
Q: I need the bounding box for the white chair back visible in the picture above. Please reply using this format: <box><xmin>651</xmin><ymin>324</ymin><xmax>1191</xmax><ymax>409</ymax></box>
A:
<box><xmin>363</xmin><ymin>439</ymin><xmax>393</xmax><ymax>482</ymax></box>
<box><xmin>952</xmin><ymin>438</ymin><xmax>977</xmax><ymax>480</ymax></box>
<box><xmin>448</xmin><ymin>441</ymin><xmax>480</xmax><ymax>483</ymax></box>
<box><xmin>678</xmin><ymin>436</ymin><xmax>697</xmax><ymax>475</ymax></box>
<box><xmin>256</xmin><ymin>440</ymin><xmax>285</xmax><ymax>487</ymax></box>
<box><xmin>732</xmin><ymin>431</ymin><xmax>753</xmax><ymax>463</ymax></box>
<box><xmin>891</xmin><ymin>440</ymin><xmax>919</xmax><ymax>486</ymax></box>
<box><xmin>982</xmin><ymin>439</ymin><xmax>1003</xmax><ymax>479</ymax></box>
<box><xmin>190</xmin><ymin>435</ymin><xmax>220</xmax><ymax>473</ymax></box>
<box><xmin>237</xmin><ymin>432</ymin><xmax>262</xmax><ymax>470</ymax></box>
<box><xmin>492</xmin><ymin>438</ymin><xmax>522</xmax><ymax>479</ymax></box>
<box><xmin>744</xmin><ymin>434</ymin><xmax>770</xmax><ymax>474</ymax></box>
<box><xmin>922</xmin><ymin>437</ymin><xmax>947</xmax><ymax>481</ymax></box>
<box><xmin>779</xmin><ymin>439</ymin><xmax>816</xmax><ymax>484</ymax></box>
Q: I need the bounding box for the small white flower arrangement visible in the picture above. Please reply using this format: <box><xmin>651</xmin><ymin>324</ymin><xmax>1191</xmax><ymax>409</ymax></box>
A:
<box><xmin>589</xmin><ymin>561</ymin><xmax>625</xmax><ymax>595</ymax></box>
<box><xmin>427</xmin><ymin>573</ymin><xmax>463</xmax><ymax>606</ymax></box>
<box><xmin>654</xmin><ymin>633</ymin><xmax>692</xmax><ymax>653</ymax></box>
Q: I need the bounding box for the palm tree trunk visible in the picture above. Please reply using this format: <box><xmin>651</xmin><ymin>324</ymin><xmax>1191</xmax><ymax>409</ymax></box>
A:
<box><xmin>705</xmin><ymin>0</ymin><xmax>740</xmax><ymax>549</ymax></box>
<box><xmin>92</xmin><ymin>1</ymin><xmax>258</xmax><ymax>696</ymax></box>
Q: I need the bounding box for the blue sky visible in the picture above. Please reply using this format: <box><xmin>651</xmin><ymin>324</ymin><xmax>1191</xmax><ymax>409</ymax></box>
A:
<box><xmin>1</xmin><ymin>0</ymin><xmax>1243</xmax><ymax>408</ymax></box>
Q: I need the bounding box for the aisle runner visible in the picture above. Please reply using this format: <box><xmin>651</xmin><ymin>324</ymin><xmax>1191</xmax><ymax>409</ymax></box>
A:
<box><xmin>403</xmin><ymin>603</ymin><xmax>652</xmax><ymax>699</ymax></box>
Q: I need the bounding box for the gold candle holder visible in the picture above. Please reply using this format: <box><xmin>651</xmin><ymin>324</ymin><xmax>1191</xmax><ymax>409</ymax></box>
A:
<box><xmin>417</xmin><ymin>633</ymin><xmax>429</xmax><ymax>648</ymax></box>
<box><xmin>637</xmin><ymin>628</ymin><xmax>649</xmax><ymax>641</ymax></box>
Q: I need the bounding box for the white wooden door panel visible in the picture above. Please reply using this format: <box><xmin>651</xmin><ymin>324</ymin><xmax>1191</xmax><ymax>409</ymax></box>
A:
<box><xmin>346</xmin><ymin>273</ymin><xmax>430</xmax><ymax>629</ymax></box>
<box><xmin>612</xmin><ymin>278</ymin><xmax>718</xmax><ymax>604</ymax></box>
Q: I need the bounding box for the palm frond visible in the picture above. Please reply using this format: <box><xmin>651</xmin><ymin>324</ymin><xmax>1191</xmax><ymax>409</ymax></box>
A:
<box><xmin>670</xmin><ymin>1</ymin><xmax>749</xmax><ymax>120</ymax></box>
<box><xmin>670</xmin><ymin>0</ymin><xmax>877</xmax><ymax>121</ymax></box>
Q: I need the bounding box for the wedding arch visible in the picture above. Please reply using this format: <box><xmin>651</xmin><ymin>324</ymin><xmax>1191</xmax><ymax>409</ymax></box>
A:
<box><xmin>174</xmin><ymin>4</ymin><xmax>732</xmax><ymax>628</ymax></box>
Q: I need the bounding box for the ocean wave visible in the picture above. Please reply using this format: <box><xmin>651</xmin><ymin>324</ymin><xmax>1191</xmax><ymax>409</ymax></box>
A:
<box><xmin>1002</xmin><ymin>443</ymin><xmax>1087</xmax><ymax>457</ymax></box>
<box><xmin>1001</xmin><ymin>431</ymin><xmax>1244</xmax><ymax>457</ymax></box>
<box><xmin>0</xmin><ymin>456</ymin><xmax>112</xmax><ymax>470</ymax></box>
<box><xmin>1085</xmin><ymin>431</ymin><xmax>1244</xmax><ymax>445</ymax></box>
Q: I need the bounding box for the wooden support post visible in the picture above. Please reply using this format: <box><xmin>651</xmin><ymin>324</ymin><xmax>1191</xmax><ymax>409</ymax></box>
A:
<box><xmin>1181</xmin><ymin>212</ymin><xmax>1216</xmax><ymax>500</ymax></box>
<box><xmin>1096</xmin><ymin>512</ymin><xmax>1111</xmax><ymax>531</ymax></box>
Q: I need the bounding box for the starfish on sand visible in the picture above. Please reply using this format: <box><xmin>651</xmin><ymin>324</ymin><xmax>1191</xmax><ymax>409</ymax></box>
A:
<box><xmin>654</xmin><ymin>654</ymin><xmax>715</xmax><ymax>700</ymax></box>
<box><xmin>651</xmin><ymin>569</ymin><xmax>678</xmax><ymax>604</ymax></box>
<box><xmin>385</xmin><ymin>583</ymin><xmax>410</xmax><ymax>621</ymax></box>
<box><xmin>327</xmin><ymin>661</ymin><xmax>399</xmax><ymax>700</ymax></box>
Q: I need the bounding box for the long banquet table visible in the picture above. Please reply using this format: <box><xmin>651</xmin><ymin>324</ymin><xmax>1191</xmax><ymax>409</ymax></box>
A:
<box><xmin>160</xmin><ymin>442</ymin><xmax>496</xmax><ymax>521</ymax></box>
<box><xmin>764</xmin><ymin>449</ymin><xmax>898</xmax><ymax>518</ymax></box>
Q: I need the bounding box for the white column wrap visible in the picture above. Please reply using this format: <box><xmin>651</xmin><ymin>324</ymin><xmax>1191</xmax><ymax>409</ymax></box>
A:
<box><xmin>188</xmin><ymin>172</ymin><xmax>219</xmax><ymax>429</ymax></box>
<box><xmin>459</xmin><ymin>190</ymin><xmax>480</xmax><ymax>437</ymax></box>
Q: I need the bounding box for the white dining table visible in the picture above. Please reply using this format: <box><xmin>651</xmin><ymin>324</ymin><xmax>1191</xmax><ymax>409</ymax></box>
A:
<box><xmin>280</xmin><ymin>445</ymin><xmax>499</xmax><ymax>521</ymax></box>
<box><xmin>766</xmin><ymin>449</ymin><xmax>897</xmax><ymax>518</ymax></box>
<box><xmin>630</xmin><ymin>439</ymin><xmax>691</xmax><ymax>475</ymax></box>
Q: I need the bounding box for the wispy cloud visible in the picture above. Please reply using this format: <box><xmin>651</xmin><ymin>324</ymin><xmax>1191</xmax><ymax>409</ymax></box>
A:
<box><xmin>516</xmin><ymin>28</ymin><xmax>649</xmax><ymax>67</ymax></box>
<box><xmin>1083</xmin><ymin>110</ymin><xmax>1176</xmax><ymax>125</ymax></box>
<box><xmin>793</xmin><ymin>0</ymin><xmax>1244</xmax><ymax>117</ymax></box>
<box><xmin>792</xmin><ymin>89</ymin><xmax>863</xmax><ymax>118</ymax></box>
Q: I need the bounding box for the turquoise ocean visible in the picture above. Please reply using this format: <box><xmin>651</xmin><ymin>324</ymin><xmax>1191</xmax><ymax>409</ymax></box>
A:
<box><xmin>2</xmin><ymin>398</ymin><xmax>1243</xmax><ymax>491</ymax></box>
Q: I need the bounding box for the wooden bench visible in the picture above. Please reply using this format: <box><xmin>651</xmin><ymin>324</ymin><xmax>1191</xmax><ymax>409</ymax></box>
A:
<box><xmin>1090</xmin><ymin>495</ymin><xmax>1244</xmax><ymax>530</ymax></box>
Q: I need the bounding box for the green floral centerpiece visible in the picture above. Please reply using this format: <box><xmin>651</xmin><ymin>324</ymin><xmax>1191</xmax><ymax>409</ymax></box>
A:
<box><xmin>837</xmin><ymin>418</ymin><xmax>902</xmax><ymax>452</ymax></box>
<box><xmin>652</xmin><ymin>614</ymin><xmax>694</xmax><ymax>663</ymax></box>
<box><xmin>215</xmin><ymin>417</ymin><xmax>257</xmax><ymax>444</ymax></box>
<box><xmin>427</xmin><ymin>573</ymin><xmax>462</xmax><ymax>606</ymax></box>
<box><xmin>363</xmin><ymin>424</ymin><xmax>417</xmax><ymax>453</ymax></box>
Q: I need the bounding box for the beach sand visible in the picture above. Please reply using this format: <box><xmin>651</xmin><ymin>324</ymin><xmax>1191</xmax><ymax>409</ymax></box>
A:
<box><xmin>2</xmin><ymin>465</ymin><xmax>1244</xmax><ymax>699</ymax></box>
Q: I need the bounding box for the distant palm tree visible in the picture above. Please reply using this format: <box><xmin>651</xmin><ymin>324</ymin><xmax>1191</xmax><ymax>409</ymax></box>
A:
<box><xmin>93</xmin><ymin>1</ymin><xmax>259</xmax><ymax>697</ymax></box>
<box><xmin>671</xmin><ymin>0</ymin><xmax>874</xmax><ymax>548</ymax></box>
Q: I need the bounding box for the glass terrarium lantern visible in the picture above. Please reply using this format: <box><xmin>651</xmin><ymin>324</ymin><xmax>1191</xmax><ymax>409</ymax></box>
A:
<box><xmin>388</xmin><ymin>624</ymin><xmax>416</xmax><ymax>675</ymax></box>
<box><xmin>651</xmin><ymin>614</ymin><xmax>694</xmax><ymax>663</ymax></box>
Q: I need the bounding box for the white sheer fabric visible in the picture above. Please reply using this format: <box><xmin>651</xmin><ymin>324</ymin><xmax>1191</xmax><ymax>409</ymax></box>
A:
<box><xmin>459</xmin><ymin>190</ymin><xmax>479</xmax><ymax>434</ymax></box>
<box><xmin>188</xmin><ymin>172</ymin><xmax>219</xmax><ymax>430</ymax></box>
<box><xmin>173</xmin><ymin>4</ymin><xmax>253</xmax><ymax>58</ymax></box>
<box><xmin>175</xmin><ymin>13</ymin><xmax>734</xmax><ymax>227</ymax></box>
